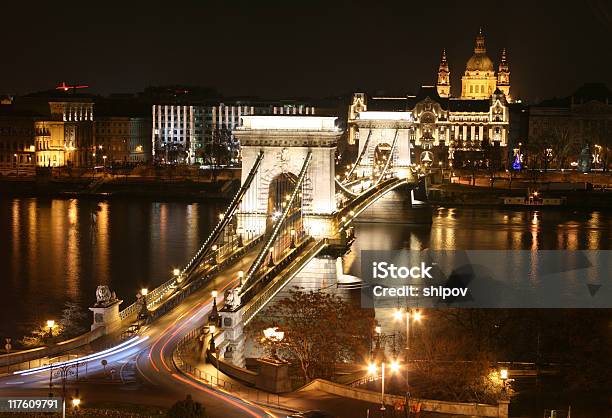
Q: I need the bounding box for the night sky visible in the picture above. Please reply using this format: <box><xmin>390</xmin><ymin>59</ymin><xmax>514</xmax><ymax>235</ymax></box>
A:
<box><xmin>3</xmin><ymin>0</ymin><xmax>611</xmax><ymax>101</ymax></box>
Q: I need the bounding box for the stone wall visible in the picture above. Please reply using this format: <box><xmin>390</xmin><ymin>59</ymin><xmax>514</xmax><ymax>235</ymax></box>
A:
<box><xmin>301</xmin><ymin>379</ymin><xmax>509</xmax><ymax>418</ymax></box>
<box><xmin>0</xmin><ymin>326</ymin><xmax>105</xmax><ymax>368</ymax></box>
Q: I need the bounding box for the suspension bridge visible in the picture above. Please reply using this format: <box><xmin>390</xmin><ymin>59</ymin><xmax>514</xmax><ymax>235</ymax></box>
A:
<box><xmin>167</xmin><ymin>115</ymin><xmax>418</xmax><ymax>367</ymax></box>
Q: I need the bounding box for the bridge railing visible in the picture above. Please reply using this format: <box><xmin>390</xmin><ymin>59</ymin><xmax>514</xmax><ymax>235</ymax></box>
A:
<box><xmin>119</xmin><ymin>235</ymin><xmax>263</xmax><ymax>323</ymax></box>
<box><xmin>172</xmin><ymin>329</ymin><xmax>285</xmax><ymax>407</ymax></box>
<box><xmin>181</xmin><ymin>151</ymin><xmax>264</xmax><ymax>279</ymax></box>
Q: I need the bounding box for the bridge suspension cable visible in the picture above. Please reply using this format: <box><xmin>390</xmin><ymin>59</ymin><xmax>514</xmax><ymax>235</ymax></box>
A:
<box><xmin>335</xmin><ymin>178</ymin><xmax>359</xmax><ymax>197</ymax></box>
<box><xmin>343</xmin><ymin>129</ymin><xmax>372</xmax><ymax>183</ymax></box>
<box><xmin>240</xmin><ymin>151</ymin><xmax>312</xmax><ymax>296</ymax></box>
<box><xmin>181</xmin><ymin>151</ymin><xmax>264</xmax><ymax>279</ymax></box>
<box><xmin>373</xmin><ymin>128</ymin><xmax>399</xmax><ymax>186</ymax></box>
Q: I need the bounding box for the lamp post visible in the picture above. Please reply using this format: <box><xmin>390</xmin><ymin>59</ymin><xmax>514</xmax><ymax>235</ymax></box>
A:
<box><xmin>138</xmin><ymin>288</ymin><xmax>149</xmax><ymax>323</ymax></box>
<box><xmin>545</xmin><ymin>148</ymin><xmax>553</xmax><ymax>172</ymax></box>
<box><xmin>209</xmin><ymin>290</ymin><xmax>219</xmax><ymax>327</ymax></box>
<box><xmin>211</xmin><ymin>244</ymin><xmax>218</xmax><ymax>265</ymax></box>
<box><xmin>238</xmin><ymin>270</ymin><xmax>244</xmax><ymax>286</ymax></box>
<box><xmin>290</xmin><ymin>228</ymin><xmax>296</xmax><ymax>249</ymax></box>
<box><xmin>500</xmin><ymin>368</ymin><xmax>509</xmax><ymax>397</ymax></box>
<box><xmin>236</xmin><ymin>227</ymin><xmax>244</xmax><ymax>247</ymax></box>
<box><xmin>367</xmin><ymin>359</ymin><xmax>400</xmax><ymax>411</ymax></box>
<box><xmin>394</xmin><ymin>308</ymin><xmax>423</xmax><ymax>417</ymax></box>
<box><xmin>267</xmin><ymin>247</ymin><xmax>275</xmax><ymax>267</ymax></box>
<box><xmin>263</xmin><ymin>326</ymin><xmax>285</xmax><ymax>360</ymax></box>
<box><xmin>47</xmin><ymin>320</ymin><xmax>56</xmax><ymax>338</ymax></box>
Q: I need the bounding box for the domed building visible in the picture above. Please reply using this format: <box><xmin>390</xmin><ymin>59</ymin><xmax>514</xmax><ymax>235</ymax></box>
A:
<box><xmin>436</xmin><ymin>29</ymin><xmax>512</xmax><ymax>101</ymax></box>
<box><xmin>347</xmin><ymin>29</ymin><xmax>512</xmax><ymax>170</ymax></box>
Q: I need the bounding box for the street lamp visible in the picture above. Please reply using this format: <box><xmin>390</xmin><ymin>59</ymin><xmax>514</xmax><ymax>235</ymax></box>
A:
<box><xmin>268</xmin><ymin>247</ymin><xmax>275</xmax><ymax>267</ymax></box>
<box><xmin>238</xmin><ymin>270</ymin><xmax>244</xmax><ymax>286</ymax></box>
<box><xmin>208</xmin><ymin>289</ymin><xmax>220</xmax><ymax>327</ymax></box>
<box><xmin>500</xmin><ymin>368</ymin><xmax>509</xmax><ymax>396</ymax></box>
<box><xmin>71</xmin><ymin>397</ymin><xmax>81</xmax><ymax>409</ymax></box>
<box><xmin>290</xmin><ymin>228</ymin><xmax>296</xmax><ymax>248</ymax></box>
<box><xmin>211</xmin><ymin>244</ymin><xmax>218</xmax><ymax>265</ymax></box>
<box><xmin>394</xmin><ymin>308</ymin><xmax>423</xmax><ymax>417</ymax></box>
<box><xmin>367</xmin><ymin>360</ymin><xmax>400</xmax><ymax>411</ymax></box>
<box><xmin>47</xmin><ymin>320</ymin><xmax>56</xmax><ymax>337</ymax></box>
<box><xmin>138</xmin><ymin>288</ymin><xmax>149</xmax><ymax>322</ymax></box>
<box><xmin>263</xmin><ymin>326</ymin><xmax>285</xmax><ymax>360</ymax></box>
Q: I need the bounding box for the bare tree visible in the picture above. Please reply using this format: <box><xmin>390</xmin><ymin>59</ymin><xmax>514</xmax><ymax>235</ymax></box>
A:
<box><xmin>249</xmin><ymin>288</ymin><xmax>374</xmax><ymax>382</ymax></box>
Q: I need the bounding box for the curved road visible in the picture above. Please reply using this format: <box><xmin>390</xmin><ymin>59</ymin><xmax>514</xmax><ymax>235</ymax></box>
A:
<box><xmin>1</xmin><ymin>245</ymin><xmax>286</xmax><ymax>418</ymax></box>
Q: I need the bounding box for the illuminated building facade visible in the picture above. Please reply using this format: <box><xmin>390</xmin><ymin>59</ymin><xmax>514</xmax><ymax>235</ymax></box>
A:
<box><xmin>0</xmin><ymin>112</ymin><xmax>36</xmax><ymax>175</ymax></box>
<box><xmin>152</xmin><ymin>102</ymin><xmax>316</xmax><ymax>164</ymax></box>
<box><xmin>95</xmin><ymin>117</ymin><xmax>151</xmax><ymax>164</ymax></box>
<box><xmin>349</xmin><ymin>29</ymin><xmax>511</xmax><ymax>168</ymax></box>
<box><xmin>528</xmin><ymin>83</ymin><xmax>612</xmax><ymax>169</ymax></box>
<box><xmin>349</xmin><ymin>86</ymin><xmax>509</xmax><ymax>167</ymax></box>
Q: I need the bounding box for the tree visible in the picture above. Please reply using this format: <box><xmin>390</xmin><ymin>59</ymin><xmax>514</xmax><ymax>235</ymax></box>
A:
<box><xmin>166</xmin><ymin>395</ymin><xmax>207</xmax><ymax>418</ymax></box>
<box><xmin>20</xmin><ymin>323</ymin><xmax>57</xmax><ymax>348</ymax></box>
<box><xmin>20</xmin><ymin>302</ymin><xmax>87</xmax><ymax>347</ymax></box>
<box><xmin>59</xmin><ymin>301</ymin><xmax>88</xmax><ymax>339</ymax></box>
<box><xmin>410</xmin><ymin>309</ymin><xmax>509</xmax><ymax>403</ymax></box>
<box><xmin>249</xmin><ymin>288</ymin><xmax>374</xmax><ymax>382</ymax></box>
<box><xmin>549</xmin><ymin>124</ymin><xmax>579</xmax><ymax>169</ymax></box>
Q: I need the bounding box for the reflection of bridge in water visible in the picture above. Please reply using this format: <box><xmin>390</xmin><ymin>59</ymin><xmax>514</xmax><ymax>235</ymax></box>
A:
<box><xmin>157</xmin><ymin>115</ymin><xmax>418</xmax><ymax>367</ymax></box>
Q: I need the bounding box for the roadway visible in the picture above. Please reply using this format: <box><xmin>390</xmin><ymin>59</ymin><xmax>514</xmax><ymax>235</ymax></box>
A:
<box><xmin>0</xmin><ymin>243</ymin><xmax>290</xmax><ymax>418</ymax></box>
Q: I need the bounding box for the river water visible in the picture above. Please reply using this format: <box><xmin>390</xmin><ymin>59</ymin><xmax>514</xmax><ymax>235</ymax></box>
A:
<box><xmin>1</xmin><ymin>197</ymin><xmax>611</xmax><ymax>342</ymax></box>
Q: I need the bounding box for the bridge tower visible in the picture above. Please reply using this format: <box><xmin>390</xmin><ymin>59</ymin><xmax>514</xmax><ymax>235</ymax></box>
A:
<box><xmin>235</xmin><ymin>116</ymin><xmax>343</xmax><ymax>239</ymax></box>
<box><xmin>352</xmin><ymin>113</ymin><xmax>413</xmax><ymax>177</ymax></box>
<box><xmin>215</xmin><ymin>115</ymin><xmax>343</xmax><ymax>367</ymax></box>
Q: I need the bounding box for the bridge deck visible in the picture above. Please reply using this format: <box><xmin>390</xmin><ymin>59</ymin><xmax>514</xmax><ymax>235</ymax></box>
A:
<box><xmin>242</xmin><ymin>238</ymin><xmax>328</xmax><ymax>325</ymax></box>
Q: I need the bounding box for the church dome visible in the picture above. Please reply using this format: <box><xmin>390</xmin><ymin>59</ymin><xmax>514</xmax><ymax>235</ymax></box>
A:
<box><xmin>466</xmin><ymin>53</ymin><xmax>494</xmax><ymax>72</ymax></box>
<box><xmin>465</xmin><ymin>29</ymin><xmax>494</xmax><ymax>72</ymax></box>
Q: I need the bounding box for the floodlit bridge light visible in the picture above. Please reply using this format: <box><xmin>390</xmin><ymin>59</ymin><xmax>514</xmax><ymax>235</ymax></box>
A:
<box><xmin>173</xmin><ymin>268</ymin><xmax>180</xmax><ymax>276</ymax></box>
<box><xmin>500</xmin><ymin>368</ymin><xmax>508</xmax><ymax>381</ymax></box>
<box><xmin>394</xmin><ymin>309</ymin><xmax>403</xmax><ymax>321</ymax></box>
<box><xmin>263</xmin><ymin>327</ymin><xmax>285</xmax><ymax>342</ymax></box>
<box><xmin>140</xmin><ymin>288</ymin><xmax>148</xmax><ymax>296</ymax></box>
<box><xmin>390</xmin><ymin>360</ymin><xmax>400</xmax><ymax>373</ymax></box>
<box><xmin>209</xmin><ymin>325</ymin><xmax>216</xmax><ymax>334</ymax></box>
<box><xmin>412</xmin><ymin>311</ymin><xmax>422</xmax><ymax>322</ymax></box>
<box><xmin>367</xmin><ymin>362</ymin><xmax>377</xmax><ymax>375</ymax></box>
<box><xmin>211</xmin><ymin>290</ymin><xmax>218</xmax><ymax>298</ymax></box>
<box><xmin>46</xmin><ymin>320</ymin><xmax>55</xmax><ymax>329</ymax></box>
<box><xmin>71</xmin><ymin>398</ymin><xmax>81</xmax><ymax>408</ymax></box>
